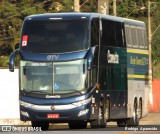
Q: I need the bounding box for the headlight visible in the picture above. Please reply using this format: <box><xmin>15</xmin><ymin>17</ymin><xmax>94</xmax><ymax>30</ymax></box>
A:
<box><xmin>72</xmin><ymin>97</ymin><xmax>92</xmax><ymax>107</ymax></box>
<box><xmin>20</xmin><ymin>101</ymin><xmax>33</xmax><ymax>107</ymax></box>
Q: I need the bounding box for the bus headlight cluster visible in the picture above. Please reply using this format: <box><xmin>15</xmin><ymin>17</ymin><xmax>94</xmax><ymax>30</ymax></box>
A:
<box><xmin>72</xmin><ymin>97</ymin><xmax>92</xmax><ymax>107</ymax></box>
<box><xmin>20</xmin><ymin>101</ymin><xmax>33</xmax><ymax>108</ymax></box>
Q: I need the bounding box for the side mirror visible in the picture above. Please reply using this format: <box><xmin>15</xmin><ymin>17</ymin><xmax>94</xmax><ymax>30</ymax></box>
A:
<box><xmin>99</xmin><ymin>18</ymin><xmax>102</xmax><ymax>37</ymax></box>
<box><xmin>87</xmin><ymin>47</ymin><xmax>95</xmax><ymax>70</ymax></box>
<box><xmin>87</xmin><ymin>61</ymin><xmax>92</xmax><ymax>70</ymax></box>
<box><xmin>9</xmin><ymin>49</ymin><xmax>19</xmax><ymax>72</ymax></box>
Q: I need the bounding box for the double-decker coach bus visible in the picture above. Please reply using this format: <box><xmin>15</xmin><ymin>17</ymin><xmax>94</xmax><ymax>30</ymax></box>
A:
<box><xmin>9</xmin><ymin>13</ymin><xmax>149</xmax><ymax>130</ymax></box>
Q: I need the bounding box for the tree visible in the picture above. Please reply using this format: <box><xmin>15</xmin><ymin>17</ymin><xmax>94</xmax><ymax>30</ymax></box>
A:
<box><xmin>0</xmin><ymin>0</ymin><xmax>160</xmax><ymax>73</ymax></box>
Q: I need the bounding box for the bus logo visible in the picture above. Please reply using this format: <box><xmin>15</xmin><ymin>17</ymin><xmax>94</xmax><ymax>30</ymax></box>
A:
<box><xmin>51</xmin><ymin>105</ymin><xmax>55</xmax><ymax>110</ymax></box>
<box><xmin>46</xmin><ymin>95</ymin><xmax>61</xmax><ymax>98</ymax></box>
<box><xmin>47</xmin><ymin>55</ymin><xmax>59</xmax><ymax>60</ymax></box>
<box><xmin>107</xmin><ymin>50</ymin><xmax>119</xmax><ymax>64</ymax></box>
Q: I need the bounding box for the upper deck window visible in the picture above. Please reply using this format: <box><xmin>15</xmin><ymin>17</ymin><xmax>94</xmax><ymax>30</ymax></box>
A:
<box><xmin>125</xmin><ymin>24</ymin><xmax>147</xmax><ymax>49</ymax></box>
<box><xmin>101</xmin><ymin>19</ymin><xmax>124</xmax><ymax>47</ymax></box>
<box><xmin>21</xmin><ymin>19</ymin><xmax>89</xmax><ymax>53</ymax></box>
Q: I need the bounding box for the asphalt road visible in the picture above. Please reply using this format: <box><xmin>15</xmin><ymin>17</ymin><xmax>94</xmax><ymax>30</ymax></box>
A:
<box><xmin>1</xmin><ymin>113</ymin><xmax>160</xmax><ymax>134</ymax></box>
<box><xmin>48</xmin><ymin>113</ymin><xmax>160</xmax><ymax>130</ymax></box>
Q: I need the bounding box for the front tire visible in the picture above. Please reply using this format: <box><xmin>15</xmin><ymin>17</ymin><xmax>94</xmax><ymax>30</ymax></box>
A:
<box><xmin>68</xmin><ymin>121</ymin><xmax>87</xmax><ymax>129</ymax></box>
<box><xmin>31</xmin><ymin>121</ymin><xmax>49</xmax><ymax>131</ymax></box>
<box><xmin>90</xmin><ymin>99</ymin><xmax>109</xmax><ymax>128</ymax></box>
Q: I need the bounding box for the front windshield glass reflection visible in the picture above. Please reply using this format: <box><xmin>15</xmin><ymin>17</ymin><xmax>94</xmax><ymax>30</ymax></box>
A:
<box><xmin>20</xmin><ymin>60</ymin><xmax>87</xmax><ymax>95</ymax></box>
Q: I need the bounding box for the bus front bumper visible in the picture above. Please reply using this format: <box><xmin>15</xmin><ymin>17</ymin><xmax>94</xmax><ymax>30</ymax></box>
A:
<box><xmin>20</xmin><ymin>99</ymin><xmax>92</xmax><ymax>122</ymax></box>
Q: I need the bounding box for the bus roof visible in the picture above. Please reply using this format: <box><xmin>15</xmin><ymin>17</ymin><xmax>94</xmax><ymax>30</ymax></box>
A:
<box><xmin>25</xmin><ymin>12</ymin><xmax>99</xmax><ymax>21</ymax></box>
<box><xmin>25</xmin><ymin>12</ymin><xmax>145</xmax><ymax>27</ymax></box>
<box><xmin>100</xmin><ymin>14</ymin><xmax>145</xmax><ymax>26</ymax></box>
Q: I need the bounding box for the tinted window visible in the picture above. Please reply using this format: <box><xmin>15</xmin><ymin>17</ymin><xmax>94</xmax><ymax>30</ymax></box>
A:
<box><xmin>91</xmin><ymin>18</ymin><xmax>99</xmax><ymax>47</ymax></box>
<box><xmin>21</xmin><ymin>19</ymin><xmax>89</xmax><ymax>53</ymax></box>
<box><xmin>115</xmin><ymin>22</ymin><xmax>124</xmax><ymax>47</ymax></box>
<box><xmin>101</xmin><ymin>19</ymin><xmax>124</xmax><ymax>47</ymax></box>
<box><xmin>101</xmin><ymin>19</ymin><xmax>115</xmax><ymax>46</ymax></box>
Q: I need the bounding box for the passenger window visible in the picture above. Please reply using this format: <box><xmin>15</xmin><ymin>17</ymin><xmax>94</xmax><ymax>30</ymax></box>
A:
<box><xmin>101</xmin><ymin>19</ymin><xmax>124</xmax><ymax>47</ymax></box>
<box><xmin>101</xmin><ymin>19</ymin><xmax>116</xmax><ymax>46</ymax></box>
<box><xmin>115</xmin><ymin>22</ymin><xmax>124</xmax><ymax>47</ymax></box>
<box><xmin>91</xmin><ymin>18</ymin><xmax>99</xmax><ymax>47</ymax></box>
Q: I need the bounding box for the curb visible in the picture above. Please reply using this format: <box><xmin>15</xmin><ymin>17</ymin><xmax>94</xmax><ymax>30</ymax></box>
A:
<box><xmin>0</xmin><ymin>119</ymin><xmax>30</xmax><ymax>125</ymax></box>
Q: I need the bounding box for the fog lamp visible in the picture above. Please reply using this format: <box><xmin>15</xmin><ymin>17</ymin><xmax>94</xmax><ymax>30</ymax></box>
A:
<box><xmin>21</xmin><ymin>111</ymin><xmax>30</xmax><ymax>117</ymax></box>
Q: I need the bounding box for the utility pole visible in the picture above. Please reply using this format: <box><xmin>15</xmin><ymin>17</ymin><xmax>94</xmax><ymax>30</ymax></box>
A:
<box><xmin>0</xmin><ymin>0</ymin><xmax>4</xmax><ymax>4</ymax></box>
<box><xmin>74</xmin><ymin>0</ymin><xmax>80</xmax><ymax>12</ymax></box>
<box><xmin>113</xmin><ymin>0</ymin><xmax>116</xmax><ymax>16</ymax></box>
<box><xmin>98</xmin><ymin>0</ymin><xmax>109</xmax><ymax>14</ymax></box>
<box><xmin>148</xmin><ymin>0</ymin><xmax>153</xmax><ymax>111</ymax></box>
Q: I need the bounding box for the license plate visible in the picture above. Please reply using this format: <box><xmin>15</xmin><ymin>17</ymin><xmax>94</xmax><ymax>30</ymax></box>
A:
<box><xmin>47</xmin><ymin>114</ymin><xmax>60</xmax><ymax>119</ymax></box>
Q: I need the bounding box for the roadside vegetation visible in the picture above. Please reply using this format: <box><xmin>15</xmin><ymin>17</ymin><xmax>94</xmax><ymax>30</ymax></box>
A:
<box><xmin>0</xmin><ymin>0</ymin><xmax>160</xmax><ymax>78</ymax></box>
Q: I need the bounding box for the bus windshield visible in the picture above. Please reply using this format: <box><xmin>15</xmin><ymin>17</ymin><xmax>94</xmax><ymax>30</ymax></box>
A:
<box><xmin>21</xmin><ymin>19</ymin><xmax>89</xmax><ymax>53</ymax></box>
<box><xmin>20</xmin><ymin>60</ymin><xmax>87</xmax><ymax>95</ymax></box>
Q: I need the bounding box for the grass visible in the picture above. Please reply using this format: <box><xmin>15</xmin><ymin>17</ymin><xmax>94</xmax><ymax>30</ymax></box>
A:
<box><xmin>153</xmin><ymin>63</ymin><xmax>160</xmax><ymax>79</ymax></box>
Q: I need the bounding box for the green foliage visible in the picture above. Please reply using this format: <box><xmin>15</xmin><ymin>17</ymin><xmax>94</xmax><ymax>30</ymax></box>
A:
<box><xmin>109</xmin><ymin>0</ymin><xmax>147</xmax><ymax>17</ymax></box>
<box><xmin>0</xmin><ymin>0</ymin><xmax>160</xmax><ymax>80</ymax></box>
<box><xmin>153</xmin><ymin>62</ymin><xmax>160</xmax><ymax>79</ymax></box>
<box><xmin>0</xmin><ymin>56</ymin><xmax>9</xmax><ymax>67</ymax></box>
<box><xmin>117</xmin><ymin>0</ymin><xmax>129</xmax><ymax>17</ymax></box>
<box><xmin>80</xmin><ymin>0</ymin><xmax>97</xmax><ymax>12</ymax></box>
<box><xmin>151</xmin><ymin>1</ymin><xmax>160</xmax><ymax>67</ymax></box>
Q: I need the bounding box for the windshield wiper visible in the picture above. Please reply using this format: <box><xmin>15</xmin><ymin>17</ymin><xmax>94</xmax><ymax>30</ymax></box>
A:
<box><xmin>54</xmin><ymin>89</ymin><xmax>84</xmax><ymax>95</ymax></box>
<box><xmin>24</xmin><ymin>91</ymin><xmax>50</xmax><ymax>95</ymax></box>
<box><xmin>72</xmin><ymin>89</ymin><xmax>85</xmax><ymax>95</ymax></box>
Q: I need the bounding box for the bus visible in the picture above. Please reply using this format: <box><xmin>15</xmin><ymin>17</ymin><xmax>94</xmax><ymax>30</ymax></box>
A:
<box><xmin>9</xmin><ymin>13</ymin><xmax>149</xmax><ymax>130</ymax></box>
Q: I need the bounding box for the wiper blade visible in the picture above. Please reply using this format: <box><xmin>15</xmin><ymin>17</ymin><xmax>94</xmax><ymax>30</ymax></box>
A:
<box><xmin>24</xmin><ymin>91</ymin><xmax>50</xmax><ymax>95</ymax></box>
<box><xmin>54</xmin><ymin>89</ymin><xmax>84</xmax><ymax>95</ymax></box>
<box><xmin>72</xmin><ymin>89</ymin><xmax>86</xmax><ymax>95</ymax></box>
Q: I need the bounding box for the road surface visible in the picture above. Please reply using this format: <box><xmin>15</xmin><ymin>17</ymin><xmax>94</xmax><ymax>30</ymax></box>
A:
<box><xmin>1</xmin><ymin>113</ymin><xmax>160</xmax><ymax>133</ymax></box>
<box><xmin>48</xmin><ymin>113</ymin><xmax>160</xmax><ymax>130</ymax></box>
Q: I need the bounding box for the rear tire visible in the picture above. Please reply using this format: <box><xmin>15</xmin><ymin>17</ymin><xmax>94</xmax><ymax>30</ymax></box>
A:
<box><xmin>31</xmin><ymin>121</ymin><xmax>49</xmax><ymax>131</ymax></box>
<box><xmin>126</xmin><ymin>101</ymin><xmax>139</xmax><ymax>126</ymax></box>
<box><xmin>117</xmin><ymin>119</ymin><xmax>126</xmax><ymax>127</ymax></box>
<box><xmin>138</xmin><ymin>99</ymin><xmax>142</xmax><ymax>119</ymax></box>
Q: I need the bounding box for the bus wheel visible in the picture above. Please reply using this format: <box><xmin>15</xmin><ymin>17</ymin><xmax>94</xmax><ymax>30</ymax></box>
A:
<box><xmin>117</xmin><ymin>120</ymin><xmax>126</xmax><ymax>127</ymax></box>
<box><xmin>68</xmin><ymin>121</ymin><xmax>87</xmax><ymax>129</ymax></box>
<box><xmin>90</xmin><ymin>99</ymin><xmax>109</xmax><ymax>128</ymax></box>
<box><xmin>31</xmin><ymin>121</ymin><xmax>49</xmax><ymax>130</ymax></box>
<box><xmin>103</xmin><ymin>99</ymin><xmax>109</xmax><ymax>127</ymax></box>
<box><xmin>138</xmin><ymin>99</ymin><xmax>142</xmax><ymax>119</ymax></box>
<box><xmin>126</xmin><ymin>101</ymin><xmax>139</xmax><ymax>126</ymax></box>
